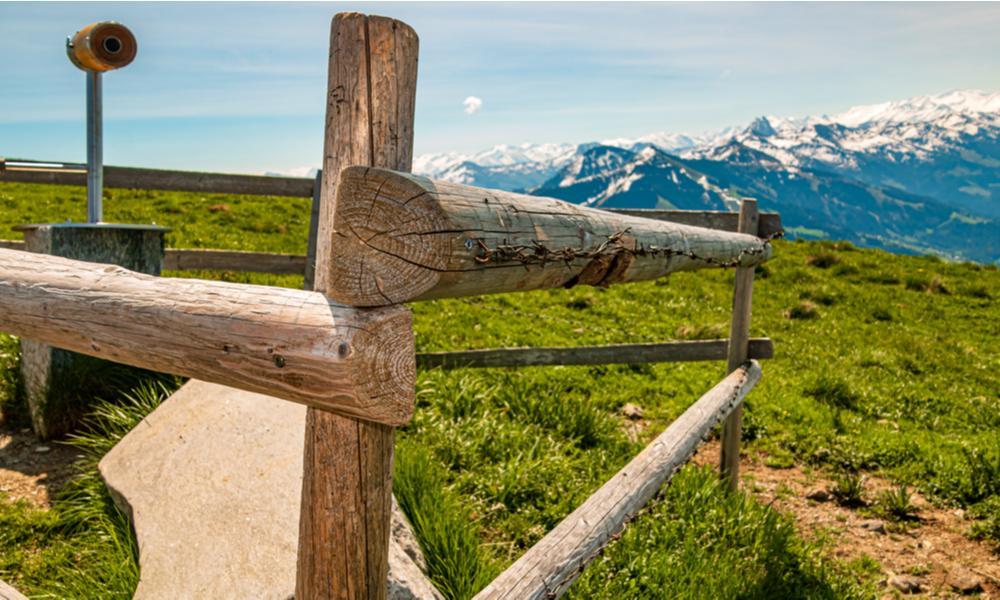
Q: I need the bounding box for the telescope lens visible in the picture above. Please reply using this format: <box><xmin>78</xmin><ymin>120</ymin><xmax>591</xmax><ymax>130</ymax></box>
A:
<box><xmin>103</xmin><ymin>36</ymin><xmax>122</xmax><ymax>54</ymax></box>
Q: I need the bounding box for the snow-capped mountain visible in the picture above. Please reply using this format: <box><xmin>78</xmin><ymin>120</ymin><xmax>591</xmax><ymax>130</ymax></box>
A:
<box><xmin>685</xmin><ymin>90</ymin><xmax>1000</xmax><ymax>219</ymax></box>
<box><xmin>411</xmin><ymin>90</ymin><xmax>999</xmax><ymax>263</ymax></box>
<box><xmin>412</xmin><ymin>142</ymin><xmax>577</xmax><ymax>190</ymax></box>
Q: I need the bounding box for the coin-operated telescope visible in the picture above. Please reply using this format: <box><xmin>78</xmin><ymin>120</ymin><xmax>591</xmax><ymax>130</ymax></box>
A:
<box><xmin>66</xmin><ymin>22</ymin><xmax>137</xmax><ymax>222</ymax></box>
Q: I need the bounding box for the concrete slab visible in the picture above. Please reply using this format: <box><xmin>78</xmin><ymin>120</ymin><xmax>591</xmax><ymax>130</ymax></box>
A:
<box><xmin>99</xmin><ymin>380</ymin><xmax>441</xmax><ymax>599</ymax></box>
<box><xmin>0</xmin><ymin>580</ymin><xmax>27</xmax><ymax>600</ymax></box>
<box><xmin>19</xmin><ymin>223</ymin><xmax>167</xmax><ymax>439</ymax></box>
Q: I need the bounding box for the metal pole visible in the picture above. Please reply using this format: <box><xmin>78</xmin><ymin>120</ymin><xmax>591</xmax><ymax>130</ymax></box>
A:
<box><xmin>86</xmin><ymin>70</ymin><xmax>103</xmax><ymax>223</ymax></box>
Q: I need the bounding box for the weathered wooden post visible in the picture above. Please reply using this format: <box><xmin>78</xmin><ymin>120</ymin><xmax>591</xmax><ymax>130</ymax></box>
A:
<box><xmin>296</xmin><ymin>12</ymin><xmax>418</xmax><ymax>600</ymax></box>
<box><xmin>720</xmin><ymin>198</ymin><xmax>759</xmax><ymax>489</ymax></box>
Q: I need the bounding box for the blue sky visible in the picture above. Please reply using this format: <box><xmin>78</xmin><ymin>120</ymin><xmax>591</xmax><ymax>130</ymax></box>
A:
<box><xmin>2</xmin><ymin>2</ymin><xmax>999</xmax><ymax>174</ymax></box>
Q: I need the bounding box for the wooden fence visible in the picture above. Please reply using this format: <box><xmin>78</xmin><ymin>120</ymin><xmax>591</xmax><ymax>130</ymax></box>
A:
<box><xmin>0</xmin><ymin>158</ymin><xmax>780</xmax><ymax>289</ymax></box>
<box><xmin>0</xmin><ymin>12</ymin><xmax>779</xmax><ymax>600</ymax></box>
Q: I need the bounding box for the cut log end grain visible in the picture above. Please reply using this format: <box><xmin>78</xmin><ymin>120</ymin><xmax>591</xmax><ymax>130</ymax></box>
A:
<box><xmin>347</xmin><ymin>305</ymin><xmax>416</xmax><ymax>423</ymax></box>
<box><xmin>330</xmin><ymin>168</ymin><xmax>448</xmax><ymax>306</ymax></box>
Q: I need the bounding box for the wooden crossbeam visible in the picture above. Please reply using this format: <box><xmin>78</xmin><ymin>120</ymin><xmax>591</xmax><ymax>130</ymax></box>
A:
<box><xmin>0</xmin><ymin>247</ymin><xmax>414</xmax><ymax>426</ymax></box>
<box><xmin>0</xmin><ymin>158</ymin><xmax>313</xmax><ymax>197</ymax></box>
<box><xmin>325</xmin><ymin>167</ymin><xmax>774</xmax><ymax>306</ymax></box>
<box><xmin>417</xmin><ymin>338</ymin><xmax>773</xmax><ymax>369</ymax></box>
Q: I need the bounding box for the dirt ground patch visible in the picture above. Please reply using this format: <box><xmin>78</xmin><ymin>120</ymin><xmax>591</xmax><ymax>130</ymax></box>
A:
<box><xmin>694</xmin><ymin>442</ymin><xmax>999</xmax><ymax>598</ymax></box>
<box><xmin>0</xmin><ymin>424</ymin><xmax>80</xmax><ymax>508</ymax></box>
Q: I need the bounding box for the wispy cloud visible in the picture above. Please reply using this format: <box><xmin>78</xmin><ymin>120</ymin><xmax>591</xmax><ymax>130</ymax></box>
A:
<box><xmin>2</xmin><ymin>2</ymin><xmax>998</xmax><ymax>164</ymax></box>
<box><xmin>463</xmin><ymin>96</ymin><xmax>483</xmax><ymax>115</ymax></box>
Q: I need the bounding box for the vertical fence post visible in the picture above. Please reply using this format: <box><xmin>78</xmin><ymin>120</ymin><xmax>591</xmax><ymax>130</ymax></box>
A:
<box><xmin>720</xmin><ymin>198</ymin><xmax>759</xmax><ymax>490</ymax></box>
<box><xmin>303</xmin><ymin>169</ymin><xmax>322</xmax><ymax>291</ymax></box>
<box><xmin>295</xmin><ymin>13</ymin><xmax>418</xmax><ymax>600</ymax></box>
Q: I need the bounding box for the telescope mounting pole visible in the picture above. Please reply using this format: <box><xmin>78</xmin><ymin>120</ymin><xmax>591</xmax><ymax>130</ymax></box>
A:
<box><xmin>86</xmin><ymin>70</ymin><xmax>103</xmax><ymax>223</ymax></box>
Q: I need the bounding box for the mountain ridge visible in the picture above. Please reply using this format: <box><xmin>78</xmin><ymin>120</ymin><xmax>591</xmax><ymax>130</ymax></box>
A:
<box><xmin>413</xmin><ymin>89</ymin><xmax>999</xmax><ymax>263</ymax></box>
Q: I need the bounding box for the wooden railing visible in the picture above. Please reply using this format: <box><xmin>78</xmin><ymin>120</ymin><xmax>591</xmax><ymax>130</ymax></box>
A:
<box><xmin>0</xmin><ymin>12</ymin><xmax>779</xmax><ymax>600</ymax></box>
<box><xmin>1</xmin><ymin>158</ymin><xmax>780</xmax><ymax>285</ymax></box>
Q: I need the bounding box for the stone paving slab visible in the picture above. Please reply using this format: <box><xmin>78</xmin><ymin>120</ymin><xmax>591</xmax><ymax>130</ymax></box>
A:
<box><xmin>99</xmin><ymin>380</ymin><xmax>441</xmax><ymax>600</ymax></box>
<box><xmin>0</xmin><ymin>580</ymin><xmax>27</xmax><ymax>600</ymax></box>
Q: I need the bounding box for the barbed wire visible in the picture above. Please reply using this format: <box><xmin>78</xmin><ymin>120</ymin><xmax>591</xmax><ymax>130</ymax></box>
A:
<box><xmin>473</xmin><ymin>228</ymin><xmax>783</xmax><ymax>272</ymax></box>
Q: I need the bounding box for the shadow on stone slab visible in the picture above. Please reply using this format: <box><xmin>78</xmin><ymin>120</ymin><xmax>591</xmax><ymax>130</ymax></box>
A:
<box><xmin>98</xmin><ymin>380</ymin><xmax>442</xmax><ymax>600</ymax></box>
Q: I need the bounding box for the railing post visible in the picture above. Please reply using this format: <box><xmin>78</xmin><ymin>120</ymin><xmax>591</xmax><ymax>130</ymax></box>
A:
<box><xmin>296</xmin><ymin>12</ymin><xmax>418</xmax><ymax>600</ymax></box>
<box><xmin>720</xmin><ymin>198</ymin><xmax>759</xmax><ymax>490</ymax></box>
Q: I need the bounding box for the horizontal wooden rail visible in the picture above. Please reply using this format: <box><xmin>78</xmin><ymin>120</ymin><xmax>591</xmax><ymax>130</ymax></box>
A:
<box><xmin>417</xmin><ymin>338</ymin><xmax>773</xmax><ymax>369</ymax></box>
<box><xmin>162</xmin><ymin>248</ymin><xmax>307</xmax><ymax>274</ymax></box>
<box><xmin>0</xmin><ymin>248</ymin><xmax>414</xmax><ymax>426</ymax></box>
<box><xmin>327</xmin><ymin>167</ymin><xmax>774</xmax><ymax>307</ymax></box>
<box><xmin>474</xmin><ymin>360</ymin><xmax>762</xmax><ymax>600</ymax></box>
<box><xmin>0</xmin><ymin>240</ymin><xmax>306</xmax><ymax>275</ymax></box>
<box><xmin>1</xmin><ymin>159</ymin><xmax>781</xmax><ymax>234</ymax></box>
<box><xmin>610</xmin><ymin>208</ymin><xmax>782</xmax><ymax>239</ymax></box>
<box><xmin>0</xmin><ymin>158</ymin><xmax>313</xmax><ymax>198</ymax></box>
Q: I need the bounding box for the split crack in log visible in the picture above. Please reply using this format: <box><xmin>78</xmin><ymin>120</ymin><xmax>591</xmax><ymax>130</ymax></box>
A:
<box><xmin>329</xmin><ymin>167</ymin><xmax>774</xmax><ymax>307</ymax></box>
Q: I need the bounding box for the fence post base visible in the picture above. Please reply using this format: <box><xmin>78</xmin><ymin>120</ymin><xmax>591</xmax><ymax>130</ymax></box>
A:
<box><xmin>16</xmin><ymin>223</ymin><xmax>167</xmax><ymax>439</ymax></box>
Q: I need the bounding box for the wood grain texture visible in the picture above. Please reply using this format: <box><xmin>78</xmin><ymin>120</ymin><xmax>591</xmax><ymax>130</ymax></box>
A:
<box><xmin>606</xmin><ymin>208</ymin><xmax>782</xmax><ymax>238</ymax></box>
<box><xmin>163</xmin><ymin>248</ymin><xmax>306</xmax><ymax>274</ymax></box>
<box><xmin>474</xmin><ymin>361</ymin><xmax>763</xmax><ymax>600</ymax></box>
<box><xmin>327</xmin><ymin>167</ymin><xmax>774</xmax><ymax>306</ymax></box>
<box><xmin>0</xmin><ymin>161</ymin><xmax>313</xmax><ymax>197</ymax></box>
<box><xmin>2</xmin><ymin>241</ymin><xmax>305</xmax><ymax>275</ymax></box>
<box><xmin>0</xmin><ymin>247</ymin><xmax>414</xmax><ymax>426</ymax></box>
<box><xmin>2</xmin><ymin>242</ymin><xmax>307</xmax><ymax>275</ymax></box>
<box><xmin>297</xmin><ymin>411</ymin><xmax>395</xmax><ymax>599</ymax></box>
<box><xmin>417</xmin><ymin>338</ymin><xmax>773</xmax><ymax>369</ymax></box>
<box><xmin>720</xmin><ymin>199</ymin><xmax>759</xmax><ymax>488</ymax></box>
<box><xmin>296</xmin><ymin>12</ymin><xmax>420</xmax><ymax>600</ymax></box>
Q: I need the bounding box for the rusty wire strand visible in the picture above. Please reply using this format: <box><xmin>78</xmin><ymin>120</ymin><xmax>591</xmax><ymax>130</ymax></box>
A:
<box><xmin>473</xmin><ymin>228</ymin><xmax>783</xmax><ymax>270</ymax></box>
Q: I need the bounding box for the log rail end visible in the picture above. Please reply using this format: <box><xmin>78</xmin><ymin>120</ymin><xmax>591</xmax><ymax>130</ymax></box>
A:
<box><xmin>328</xmin><ymin>166</ymin><xmax>774</xmax><ymax>307</ymax></box>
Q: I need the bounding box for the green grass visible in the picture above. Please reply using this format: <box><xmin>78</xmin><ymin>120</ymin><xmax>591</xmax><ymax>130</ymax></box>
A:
<box><xmin>1</xmin><ymin>182</ymin><xmax>998</xmax><ymax>597</ymax></box>
<box><xmin>0</xmin><ymin>382</ymin><xmax>172</xmax><ymax>597</ymax></box>
<box><xmin>0</xmin><ymin>181</ymin><xmax>311</xmax><ymax>253</ymax></box>
<box><xmin>876</xmin><ymin>485</ymin><xmax>919</xmax><ymax>523</ymax></box>
<box><xmin>568</xmin><ymin>467</ymin><xmax>875</xmax><ymax>599</ymax></box>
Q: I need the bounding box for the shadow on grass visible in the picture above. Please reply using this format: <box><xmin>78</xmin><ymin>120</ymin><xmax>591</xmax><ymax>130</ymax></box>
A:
<box><xmin>0</xmin><ymin>380</ymin><xmax>175</xmax><ymax>598</ymax></box>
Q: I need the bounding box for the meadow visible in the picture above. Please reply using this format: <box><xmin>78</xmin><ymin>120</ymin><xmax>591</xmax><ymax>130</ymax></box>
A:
<box><xmin>1</xmin><ymin>182</ymin><xmax>997</xmax><ymax>598</ymax></box>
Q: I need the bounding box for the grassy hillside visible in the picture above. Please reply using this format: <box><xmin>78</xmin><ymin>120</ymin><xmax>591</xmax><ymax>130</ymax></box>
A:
<box><xmin>1</xmin><ymin>182</ymin><xmax>997</xmax><ymax>598</ymax></box>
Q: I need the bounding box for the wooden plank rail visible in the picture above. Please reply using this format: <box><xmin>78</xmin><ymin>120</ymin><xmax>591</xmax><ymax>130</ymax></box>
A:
<box><xmin>2</xmin><ymin>162</ymin><xmax>782</xmax><ymax>239</ymax></box>
<box><xmin>0</xmin><ymin>247</ymin><xmax>415</xmax><ymax>426</ymax></box>
<box><xmin>473</xmin><ymin>361</ymin><xmax>762</xmax><ymax>600</ymax></box>
<box><xmin>0</xmin><ymin>158</ymin><xmax>313</xmax><ymax>197</ymax></box>
<box><xmin>417</xmin><ymin>338</ymin><xmax>773</xmax><ymax>369</ymax></box>
<box><xmin>162</xmin><ymin>248</ymin><xmax>306</xmax><ymax>274</ymax></box>
<box><xmin>325</xmin><ymin>167</ymin><xmax>773</xmax><ymax>307</ymax></box>
<box><xmin>608</xmin><ymin>208</ymin><xmax>782</xmax><ymax>238</ymax></box>
<box><xmin>0</xmin><ymin>240</ymin><xmax>307</xmax><ymax>274</ymax></box>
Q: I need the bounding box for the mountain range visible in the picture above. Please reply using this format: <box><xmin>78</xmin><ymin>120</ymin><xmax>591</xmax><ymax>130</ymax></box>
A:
<box><xmin>413</xmin><ymin>90</ymin><xmax>999</xmax><ymax>264</ymax></box>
